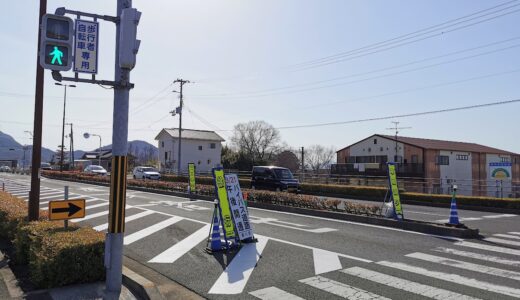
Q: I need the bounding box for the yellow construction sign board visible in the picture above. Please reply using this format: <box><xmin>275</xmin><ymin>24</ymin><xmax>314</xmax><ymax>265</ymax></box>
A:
<box><xmin>388</xmin><ymin>164</ymin><xmax>404</xmax><ymax>219</ymax></box>
<box><xmin>213</xmin><ymin>169</ymin><xmax>236</xmax><ymax>238</ymax></box>
<box><xmin>48</xmin><ymin>199</ymin><xmax>86</xmax><ymax>221</ymax></box>
<box><xmin>188</xmin><ymin>163</ymin><xmax>196</xmax><ymax>192</ymax></box>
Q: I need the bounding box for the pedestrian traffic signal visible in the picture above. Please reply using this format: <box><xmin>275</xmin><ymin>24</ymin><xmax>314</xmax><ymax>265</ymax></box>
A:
<box><xmin>39</xmin><ymin>14</ymin><xmax>74</xmax><ymax>71</ymax></box>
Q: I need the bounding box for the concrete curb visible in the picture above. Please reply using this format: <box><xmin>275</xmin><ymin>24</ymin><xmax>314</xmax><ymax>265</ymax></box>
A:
<box><xmin>122</xmin><ymin>266</ymin><xmax>164</xmax><ymax>300</ymax></box>
<box><xmin>43</xmin><ymin>177</ymin><xmax>479</xmax><ymax>238</ymax></box>
<box><xmin>0</xmin><ymin>252</ymin><xmax>23</xmax><ymax>299</ymax></box>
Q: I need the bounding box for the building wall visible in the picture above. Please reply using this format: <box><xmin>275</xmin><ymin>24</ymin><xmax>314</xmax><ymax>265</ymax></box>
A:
<box><xmin>348</xmin><ymin>136</ymin><xmax>404</xmax><ymax>162</ymax></box>
<box><xmin>158</xmin><ymin>136</ymin><xmax>222</xmax><ymax>173</ymax></box>
<box><xmin>337</xmin><ymin>148</ymin><xmax>350</xmax><ymax>164</ymax></box>
<box><xmin>403</xmin><ymin>144</ymin><xmax>423</xmax><ymax>164</ymax></box>
<box><xmin>471</xmin><ymin>152</ymin><xmax>487</xmax><ymax>196</ymax></box>
<box><xmin>438</xmin><ymin>150</ymin><xmax>472</xmax><ymax>196</ymax></box>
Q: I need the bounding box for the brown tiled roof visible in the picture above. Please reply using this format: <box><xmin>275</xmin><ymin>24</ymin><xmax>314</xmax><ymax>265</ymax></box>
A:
<box><xmin>378</xmin><ymin>134</ymin><xmax>517</xmax><ymax>155</ymax></box>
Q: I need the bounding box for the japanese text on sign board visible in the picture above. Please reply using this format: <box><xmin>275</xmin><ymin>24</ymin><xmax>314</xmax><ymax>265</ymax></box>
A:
<box><xmin>225</xmin><ymin>174</ymin><xmax>254</xmax><ymax>241</ymax></box>
<box><xmin>388</xmin><ymin>164</ymin><xmax>404</xmax><ymax>219</ymax></box>
<box><xmin>213</xmin><ymin>169</ymin><xmax>235</xmax><ymax>238</ymax></box>
<box><xmin>74</xmin><ymin>20</ymin><xmax>99</xmax><ymax>74</ymax></box>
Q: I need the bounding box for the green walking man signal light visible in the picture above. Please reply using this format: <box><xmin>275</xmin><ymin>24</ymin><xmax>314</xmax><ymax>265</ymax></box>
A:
<box><xmin>39</xmin><ymin>14</ymin><xmax>73</xmax><ymax>71</ymax></box>
<box><xmin>49</xmin><ymin>46</ymin><xmax>64</xmax><ymax>65</ymax></box>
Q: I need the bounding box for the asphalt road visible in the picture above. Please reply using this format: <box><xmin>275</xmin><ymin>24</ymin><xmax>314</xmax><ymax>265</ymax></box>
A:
<box><xmin>1</xmin><ymin>173</ymin><xmax>520</xmax><ymax>299</ymax></box>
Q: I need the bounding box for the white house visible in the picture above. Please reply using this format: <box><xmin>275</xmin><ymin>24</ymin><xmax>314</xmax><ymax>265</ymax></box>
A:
<box><xmin>155</xmin><ymin>128</ymin><xmax>225</xmax><ymax>173</ymax></box>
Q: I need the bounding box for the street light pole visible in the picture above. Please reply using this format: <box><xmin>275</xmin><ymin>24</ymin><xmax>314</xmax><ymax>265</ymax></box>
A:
<box><xmin>173</xmin><ymin>78</ymin><xmax>190</xmax><ymax>175</ymax></box>
<box><xmin>83</xmin><ymin>132</ymin><xmax>102</xmax><ymax>167</ymax></box>
<box><xmin>56</xmin><ymin>83</ymin><xmax>75</xmax><ymax>172</ymax></box>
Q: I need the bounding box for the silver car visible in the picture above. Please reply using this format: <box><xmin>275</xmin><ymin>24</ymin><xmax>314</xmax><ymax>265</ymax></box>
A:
<box><xmin>84</xmin><ymin>165</ymin><xmax>108</xmax><ymax>176</ymax></box>
<box><xmin>133</xmin><ymin>166</ymin><xmax>161</xmax><ymax>180</ymax></box>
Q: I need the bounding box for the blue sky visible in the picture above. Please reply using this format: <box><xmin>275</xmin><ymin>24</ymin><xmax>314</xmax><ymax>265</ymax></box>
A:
<box><xmin>1</xmin><ymin>0</ymin><xmax>519</xmax><ymax>154</ymax></box>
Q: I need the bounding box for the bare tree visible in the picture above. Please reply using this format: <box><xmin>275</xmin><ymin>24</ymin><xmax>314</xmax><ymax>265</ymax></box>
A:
<box><xmin>230</xmin><ymin>120</ymin><xmax>281</xmax><ymax>164</ymax></box>
<box><xmin>305</xmin><ymin>145</ymin><xmax>336</xmax><ymax>173</ymax></box>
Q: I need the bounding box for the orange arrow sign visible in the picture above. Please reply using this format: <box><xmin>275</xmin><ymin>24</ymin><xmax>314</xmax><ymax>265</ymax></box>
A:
<box><xmin>48</xmin><ymin>199</ymin><xmax>86</xmax><ymax>220</ymax></box>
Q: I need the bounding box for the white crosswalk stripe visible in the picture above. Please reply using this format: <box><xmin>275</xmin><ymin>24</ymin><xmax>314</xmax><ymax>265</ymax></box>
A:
<box><xmin>455</xmin><ymin>241</ymin><xmax>520</xmax><ymax>256</ymax></box>
<box><xmin>378</xmin><ymin>260</ymin><xmax>520</xmax><ymax>298</ymax></box>
<box><xmin>434</xmin><ymin>247</ymin><xmax>520</xmax><ymax>267</ymax></box>
<box><xmin>341</xmin><ymin>266</ymin><xmax>480</xmax><ymax>300</ymax></box>
<box><xmin>70</xmin><ymin>210</ymin><xmax>109</xmax><ymax>222</ymax></box>
<box><xmin>149</xmin><ymin>224</ymin><xmax>211</xmax><ymax>263</ymax></box>
<box><xmin>493</xmin><ymin>233</ymin><xmax>520</xmax><ymax>240</ymax></box>
<box><xmin>249</xmin><ymin>287</ymin><xmax>305</xmax><ymax>300</ymax></box>
<box><xmin>299</xmin><ymin>275</ymin><xmax>390</xmax><ymax>299</ymax></box>
<box><xmin>93</xmin><ymin>210</ymin><xmax>155</xmax><ymax>232</ymax></box>
<box><xmin>509</xmin><ymin>232</ymin><xmax>520</xmax><ymax>236</ymax></box>
<box><xmin>406</xmin><ymin>252</ymin><xmax>520</xmax><ymax>281</ymax></box>
<box><xmin>124</xmin><ymin>216</ymin><xmax>183</xmax><ymax>245</ymax></box>
<box><xmin>484</xmin><ymin>237</ymin><xmax>520</xmax><ymax>247</ymax></box>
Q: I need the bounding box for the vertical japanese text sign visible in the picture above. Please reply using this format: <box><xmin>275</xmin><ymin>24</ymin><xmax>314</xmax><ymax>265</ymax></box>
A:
<box><xmin>212</xmin><ymin>168</ymin><xmax>235</xmax><ymax>238</ymax></box>
<box><xmin>188</xmin><ymin>163</ymin><xmax>196</xmax><ymax>193</ymax></box>
<box><xmin>225</xmin><ymin>174</ymin><xmax>254</xmax><ymax>241</ymax></box>
<box><xmin>387</xmin><ymin>163</ymin><xmax>404</xmax><ymax>220</ymax></box>
<box><xmin>74</xmin><ymin>19</ymin><xmax>99</xmax><ymax>74</ymax></box>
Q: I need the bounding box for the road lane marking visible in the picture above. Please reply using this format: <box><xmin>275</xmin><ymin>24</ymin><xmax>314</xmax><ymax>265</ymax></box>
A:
<box><xmin>377</xmin><ymin>260</ymin><xmax>520</xmax><ymax>298</ymax></box>
<box><xmin>124</xmin><ymin>216</ymin><xmax>183</xmax><ymax>245</ymax></box>
<box><xmin>249</xmin><ymin>287</ymin><xmax>305</xmax><ymax>300</ymax></box>
<box><xmin>93</xmin><ymin>210</ymin><xmax>155</xmax><ymax>231</ymax></box>
<box><xmin>313</xmin><ymin>249</ymin><xmax>342</xmax><ymax>275</ymax></box>
<box><xmin>455</xmin><ymin>241</ymin><xmax>520</xmax><ymax>256</ymax></box>
<box><xmin>248</xmin><ymin>207</ymin><xmax>462</xmax><ymax>241</ymax></box>
<box><xmin>299</xmin><ymin>275</ymin><xmax>390</xmax><ymax>299</ymax></box>
<box><xmin>493</xmin><ymin>233</ymin><xmax>520</xmax><ymax>240</ymax></box>
<box><xmin>250</xmin><ymin>217</ymin><xmax>336</xmax><ymax>233</ymax></box>
<box><xmin>406</xmin><ymin>252</ymin><xmax>520</xmax><ymax>281</ymax></box>
<box><xmin>435</xmin><ymin>217</ymin><xmax>482</xmax><ymax>223</ymax></box>
<box><xmin>509</xmin><ymin>232</ymin><xmax>520</xmax><ymax>236</ymax></box>
<box><xmin>484</xmin><ymin>237</ymin><xmax>520</xmax><ymax>247</ymax></box>
<box><xmin>149</xmin><ymin>224</ymin><xmax>211</xmax><ymax>263</ymax></box>
<box><xmin>259</xmin><ymin>234</ymin><xmax>372</xmax><ymax>263</ymax></box>
<box><xmin>482</xmin><ymin>214</ymin><xmax>517</xmax><ymax>219</ymax></box>
<box><xmin>39</xmin><ymin>192</ymin><xmax>68</xmax><ymax>200</ymax></box>
<box><xmin>208</xmin><ymin>236</ymin><xmax>269</xmax><ymax>295</ymax></box>
<box><xmin>434</xmin><ymin>247</ymin><xmax>520</xmax><ymax>267</ymax></box>
<box><xmin>70</xmin><ymin>210</ymin><xmax>109</xmax><ymax>222</ymax></box>
<box><xmin>405</xmin><ymin>210</ymin><xmax>446</xmax><ymax>217</ymax></box>
<box><xmin>341</xmin><ymin>266</ymin><xmax>480</xmax><ymax>300</ymax></box>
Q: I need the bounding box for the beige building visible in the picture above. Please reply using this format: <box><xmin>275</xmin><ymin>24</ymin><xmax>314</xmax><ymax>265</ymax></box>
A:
<box><xmin>333</xmin><ymin>134</ymin><xmax>520</xmax><ymax>197</ymax></box>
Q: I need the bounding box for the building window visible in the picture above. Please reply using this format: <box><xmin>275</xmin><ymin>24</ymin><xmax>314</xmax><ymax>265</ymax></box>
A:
<box><xmin>411</xmin><ymin>155</ymin><xmax>418</xmax><ymax>163</ymax></box>
<box><xmin>164</xmin><ymin>152</ymin><xmax>168</xmax><ymax>161</ymax></box>
<box><xmin>198</xmin><ymin>146</ymin><xmax>203</xmax><ymax>151</ymax></box>
<box><xmin>456</xmin><ymin>154</ymin><xmax>469</xmax><ymax>160</ymax></box>
<box><xmin>207</xmin><ymin>159</ymin><xmax>211</xmax><ymax>164</ymax></box>
<box><xmin>368</xmin><ymin>147</ymin><xmax>371</xmax><ymax>152</ymax></box>
<box><xmin>500</xmin><ymin>157</ymin><xmax>510</xmax><ymax>163</ymax></box>
<box><xmin>161</xmin><ymin>141</ymin><xmax>164</xmax><ymax>148</ymax></box>
<box><xmin>210</xmin><ymin>143</ymin><xmax>216</xmax><ymax>149</ymax></box>
<box><xmin>373</xmin><ymin>139</ymin><xmax>377</xmax><ymax>145</ymax></box>
<box><xmin>380</xmin><ymin>147</ymin><xmax>383</xmax><ymax>152</ymax></box>
<box><xmin>436</xmin><ymin>155</ymin><xmax>449</xmax><ymax>165</ymax></box>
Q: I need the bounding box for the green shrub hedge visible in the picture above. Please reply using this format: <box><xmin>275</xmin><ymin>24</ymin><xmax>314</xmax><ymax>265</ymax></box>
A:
<box><xmin>402</xmin><ymin>192</ymin><xmax>520</xmax><ymax>209</ymax></box>
<box><xmin>0</xmin><ymin>191</ymin><xmax>105</xmax><ymax>288</ymax></box>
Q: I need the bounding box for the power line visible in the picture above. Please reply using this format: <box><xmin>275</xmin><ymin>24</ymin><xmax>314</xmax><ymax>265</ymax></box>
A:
<box><xmin>272</xmin><ymin>98</ymin><xmax>520</xmax><ymax>130</ymax></box>
<box><xmin>289</xmin><ymin>1</ymin><xmax>520</xmax><ymax>70</ymax></box>
<box><xmin>191</xmin><ymin>42</ymin><xmax>520</xmax><ymax>99</ymax></box>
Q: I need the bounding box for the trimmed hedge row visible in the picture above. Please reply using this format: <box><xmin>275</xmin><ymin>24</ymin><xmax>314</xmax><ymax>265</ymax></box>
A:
<box><xmin>0</xmin><ymin>191</ymin><xmax>105</xmax><ymax>288</ymax></box>
<box><xmin>401</xmin><ymin>192</ymin><xmax>520</xmax><ymax>209</ymax></box>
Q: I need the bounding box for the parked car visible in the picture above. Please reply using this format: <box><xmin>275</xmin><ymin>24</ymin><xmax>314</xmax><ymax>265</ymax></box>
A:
<box><xmin>40</xmin><ymin>163</ymin><xmax>52</xmax><ymax>170</ymax></box>
<box><xmin>84</xmin><ymin>165</ymin><xmax>108</xmax><ymax>176</ymax></box>
<box><xmin>133</xmin><ymin>166</ymin><xmax>161</xmax><ymax>180</ymax></box>
<box><xmin>251</xmin><ymin>166</ymin><xmax>300</xmax><ymax>193</ymax></box>
<box><xmin>0</xmin><ymin>166</ymin><xmax>11</xmax><ymax>172</ymax></box>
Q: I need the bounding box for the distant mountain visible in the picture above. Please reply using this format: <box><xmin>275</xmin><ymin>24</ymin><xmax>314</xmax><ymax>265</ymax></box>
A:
<box><xmin>0</xmin><ymin>131</ymin><xmax>54</xmax><ymax>165</ymax></box>
<box><xmin>93</xmin><ymin>140</ymin><xmax>158</xmax><ymax>161</ymax></box>
<box><xmin>0</xmin><ymin>131</ymin><xmax>158</xmax><ymax>167</ymax></box>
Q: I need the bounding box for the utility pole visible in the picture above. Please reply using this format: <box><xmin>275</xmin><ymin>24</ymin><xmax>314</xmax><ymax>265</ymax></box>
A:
<box><xmin>67</xmin><ymin>123</ymin><xmax>74</xmax><ymax>170</ymax></box>
<box><xmin>29</xmin><ymin>0</ymin><xmax>47</xmax><ymax>221</ymax></box>
<box><xmin>301</xmin><ymin>147</ymin><xmax>305</xmax><ymax>182</ymax></box>
<box><xmin>386</xmin><ymin>121</ymin><xmax>411</xmax><ymax>163</ymax></box>
<box><xmin>172</xmin><ymin>78</ymin><xmax>190</xmax><ymax>175</ymax></box>
<box><xmin>57</xmin><ymin>83</ymin><xmax>75</xmax><ymax>171</ymax></box>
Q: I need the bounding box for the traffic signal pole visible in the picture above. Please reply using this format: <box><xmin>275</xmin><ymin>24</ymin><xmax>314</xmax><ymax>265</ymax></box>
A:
<box><xmin>105</xmin><ymin>0</ymin><xmax>132</xmax><ymax>293</ymax></box>
<box><xmin>29</xmin><ymin>0</ymin><xmax>47</xmax><ymax>221</ymax></box>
